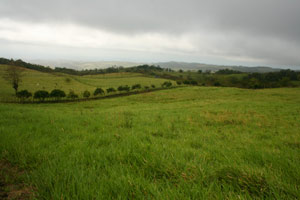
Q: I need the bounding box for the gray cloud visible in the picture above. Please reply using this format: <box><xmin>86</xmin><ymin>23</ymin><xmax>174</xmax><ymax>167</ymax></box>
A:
<box><xmin>0</xmin><ymin>0</ymin><xmax>299</xmax><ymax>67</ymax></box>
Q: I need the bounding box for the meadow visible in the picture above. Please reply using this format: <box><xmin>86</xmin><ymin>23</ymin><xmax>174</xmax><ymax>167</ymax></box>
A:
<box><xmin>0</xmin><ymin>65</ymin><xmax>300</xmax><ymax>199</ymax></box>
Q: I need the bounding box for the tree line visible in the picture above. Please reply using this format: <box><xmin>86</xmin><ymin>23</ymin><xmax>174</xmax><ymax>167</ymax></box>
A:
<box><xmin>14</xmin><ymin>81</ymin><xmax>173</xmax><ymax>102</ymax></box>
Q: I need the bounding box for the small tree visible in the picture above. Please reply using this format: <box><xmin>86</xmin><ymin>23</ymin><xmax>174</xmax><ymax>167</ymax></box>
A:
<box><xmin>65</xmin><ymin>77</ymin><xmax>71</xmax><ymax>83</ymax></box>
<box><xmin>118</xmin><ymin>85</ymin><xmax>130</xmax><ymax>92</ymax></box>
<box><xmin>3</xmin><ymin>65</ymin><xmax>24</xmax><ymax>94</ymax></box>
<box><xmin>176</xmin><ymin>81</ymin><xmax>182</xmax><ymax>85</ymax></box>
<box><xmin>162</xmin><ymin>81</ymin><xmax>172</xmax><ymax>88</ymax></box>
<box><xmin>67</xmin><ymin>90</ymin><xmax>78</xmax><ymax>99</ymax></box>
<box><xmin>106</xmin><ymin>87</ymin><xmax>116</xmax><ymax>93</ymax></box>
<box><xmin>94</xmin><ymin>88</ymin><xmax>104</xmax><ymax>96</ymax></box>
<box><xmin>50</xmin><ymin>89</ymin><xmax>66</xmax><ymax>100</ymax></box>
<box><xmin>144</xmin><ymin>86</ymin><xmax>150</xmax><ymax>90</ymax></box>
<box><xmin>34</xmin><ymin>90</ymin><xmax>49</xmax><ymax>101</ymax></box>
<box><xmin>16</xmin><ymin>90</ymin><xmax>32</xmax><ymax>101</ymax></box>
<box><xmin>83</xmin><ymin>90</ymin><xmax>91</xmax><ymax>98</ymax></box>
<box><xmin>131</xmin><ymin>84</ymin><xmax>141</xmax><ymax>90</ymax></box>
<box><xmin>190</xmin><ymin>80</ymin><xmax>198</xmax><ymax>85</ymax></box>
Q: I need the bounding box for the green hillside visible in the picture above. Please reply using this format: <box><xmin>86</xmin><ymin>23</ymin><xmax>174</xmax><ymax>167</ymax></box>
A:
<box><xmin>1</xmin><ymin>64</ymin><xmax>300</xmax><ymax>199</ymax></box>
<box><xmin>0</xmin><ymin>64</ymin><xmax>175</xmax><ymax>101</ymax></box>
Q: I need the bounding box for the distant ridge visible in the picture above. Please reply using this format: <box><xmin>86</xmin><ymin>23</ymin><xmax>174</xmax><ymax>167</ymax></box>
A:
<box><xmin>30</xmin><ymin>60</ymin><xmax>283</xmax><ymax>73</ymax></box>
<box><xmin>154</xmin><ymin>61</ymin><xmax>282</xmax><ymax>73</ymax></box>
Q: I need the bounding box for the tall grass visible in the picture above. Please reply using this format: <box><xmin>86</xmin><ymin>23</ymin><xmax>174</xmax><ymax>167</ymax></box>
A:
<box><xmin>0</xmin><ymin>87</ymin><xmax>299</xmax><ymax>199</ymax></box>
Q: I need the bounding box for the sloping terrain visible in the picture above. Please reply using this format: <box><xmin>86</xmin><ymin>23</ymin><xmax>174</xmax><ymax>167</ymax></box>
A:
<box><xmin>0</xmin><ymin>86</ymin><xmax>299</xmax><ymax>199</ymax></box>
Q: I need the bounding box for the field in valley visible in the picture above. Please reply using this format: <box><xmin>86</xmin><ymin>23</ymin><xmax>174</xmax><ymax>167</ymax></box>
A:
<box><xmin>0</xmin><ymin>65</ymin><xmax>300</xmax><ymax>199</ymax></box>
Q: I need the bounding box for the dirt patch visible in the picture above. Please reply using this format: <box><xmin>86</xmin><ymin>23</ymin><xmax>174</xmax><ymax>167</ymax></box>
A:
<box><xmin>0</xmin><ymin>161</ymin><xmax>33</xmax><ymax>200</ymax></box>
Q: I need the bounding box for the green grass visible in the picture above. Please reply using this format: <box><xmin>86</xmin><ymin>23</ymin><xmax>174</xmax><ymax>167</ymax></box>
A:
<box><xmin>0</xmin><ymin>65</ymin><xmax>175</xmax><ymax>101</ymax></box>
<box><xmin>0</xmin><ymin>86</ymin><xmax>300</xmax><ymax>199</ymax></box>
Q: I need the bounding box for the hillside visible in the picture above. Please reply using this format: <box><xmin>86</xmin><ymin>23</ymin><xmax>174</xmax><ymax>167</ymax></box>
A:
<box><xmin>0</xmin><ymin>64</ymin><xmax>175</xmax><ymax>101</ymax></box>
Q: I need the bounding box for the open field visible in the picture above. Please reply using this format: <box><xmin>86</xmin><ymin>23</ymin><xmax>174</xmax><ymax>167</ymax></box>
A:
<box><xmin>0</xmin><ymin>86</ymin><xmax>300</xmax><ymax>199</ymax></box>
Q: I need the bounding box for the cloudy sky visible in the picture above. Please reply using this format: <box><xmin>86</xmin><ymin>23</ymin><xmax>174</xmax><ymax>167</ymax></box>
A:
<box><xmin>0</xmin><ymin>0</ymin><xmax>299</xmax><ymax>68</ymax></box>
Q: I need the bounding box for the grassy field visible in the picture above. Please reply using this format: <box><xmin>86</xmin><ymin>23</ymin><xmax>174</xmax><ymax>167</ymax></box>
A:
<box><xmin>0</xmin><ymin>64</ymin><xmax>175</xmax><ymax>101</ymax></box>
<box><xmin>0</xmin><ymin>85</ymin><xmax>300</xmax><ymax>199</ymax></box>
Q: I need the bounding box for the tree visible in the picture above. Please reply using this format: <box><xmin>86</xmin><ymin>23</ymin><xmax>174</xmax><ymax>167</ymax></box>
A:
<box><xmin>144</xmin><ymin>86</ymin><xmax>150</xmax><ymax>90</ymax></box>
<box><xmin>83</xmin><ymin>90</ymin><xmax>91</xmax><ymax>98</ymax></box>
<box><xmin>16</xmin><ymin>90</ymin><xmax>32</xmax><ymax>101</ymax></box>
<box><xmin>67</xmin><ymin>90</ymin><xmax>78</xmax><ymax>99</ymax></box>
<box><xmin>94</xmin><ymin>88</ymin><xmax>104</xmax><ymax>96</ymax></box>
<box><xmin>118</xmin><ymin>85</ymin><xmax>130</xmax><ymax>92</ymax></box>
<box><xmin>50</xmin><ymin>89</ymin><xmax>66</xmax><ymax>100</ymax></box>
<box><xmin>3</xmin><ymin>65</ymin><xmax>24</xmax><ymax>94</ymax></box>
<box><xmin>176</xmin><ymin>81</ymin><xmax>182</xmax><ymax>85</ymax></box>
<box><xmin>106</xmin><ymin>87</ymin><xmax>116</xmax><ymax>93</ymax></box>
<box><xmin>34</xmin><ymin>90</ymin><xmax>49</xmax><ymax>101</ymax></box>
<box><xmin>162</xmin><ymin>81</ymin><xmax>172</xmax><ymax>87</ymax></box>
<box><xmin>131</xmin><ymin>84</ymin><xmax>141</xmax><ymax>90</ymax></box>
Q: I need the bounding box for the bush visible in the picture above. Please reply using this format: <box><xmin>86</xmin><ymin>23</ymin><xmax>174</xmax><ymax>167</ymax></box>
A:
<box><xmin>67</xmin><ymin>90</ymin><xmax>78</xmax><ymax>99</ymax></box>
<box><xmin>106</xmin><ymin>87</ymin><xmax>116</xmax><ymax>93</ymax></box>
<box><xmin>183</xmin><ymin>80</ymin><xmax>191</xmax><ymax>85</ymax></box>
<box><xmin>214</xmin><ymin>82</ymin><xmax>221</xmax><ymax>86</ymax></box>
<box><xmin>94</xmin><ymin>88</ymin><xmax>104</xmax><ymax>96</ymax></box>
<box><xmin>34</xmin><ymin>90</ymin><xmax>49</xmax><ymax>101</ymax></box>
<box><xmin>151</xmin><ymin>84</ymin><xmax>156</xmax><ymax>88</ymax></box>
<box><xmin>176</xmin><ymin>81</ymin><xmax>182</xmax><ymax>85</ymax></box>
<box><xmin>83</xmin><ymin>90</ymin><xmax>91</xmax><ymax>98</ymax></box>
<box><xmin>131</xmin><ymin>84</ymin><xmax>141</xmax><ymax>90</ymax></box>
<box><xmin>50</xmin><ymin>89</ymin><xmax>66</xmax><ymax>100</ymax></box>
<box><xmin>190</xmin><ymin>80</ymin><xmax>198</xmax><ymax>85</ymax></box>
<box><xmin>162</xmin><ymin>81</ymin><xmax>172</xmax><ymax>87</ymax></box>
<box><xmin>118</xmin><ymin>85</ymin><xmax>130</xmax><ymax>92</ymax></box>
<box><xmin>144</xmin><ymin>86</ymin><xmax>150</xmax><ymax>90</ymax></box>
<box><xmin>65</xmin><ymin>77</ymin><xmax>71</xmax><ymax>83</ymax></box>
<box><xmin>16</xmin><ymin>90</ymin><xmax>32</xmax><ymax>100</ymax></box>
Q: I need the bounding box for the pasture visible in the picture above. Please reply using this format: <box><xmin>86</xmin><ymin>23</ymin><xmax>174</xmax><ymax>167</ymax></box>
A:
<box><xmin>0</xmin><ymin>84</ymin><xmax>299</xmax><ymax>199</ymax></box>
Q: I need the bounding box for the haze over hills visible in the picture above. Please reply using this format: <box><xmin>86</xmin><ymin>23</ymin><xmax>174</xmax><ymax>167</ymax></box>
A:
<box><xmin>29</xmin><ymin>59</ymin><xmax>283</xmax><ymax>73</ymax></box>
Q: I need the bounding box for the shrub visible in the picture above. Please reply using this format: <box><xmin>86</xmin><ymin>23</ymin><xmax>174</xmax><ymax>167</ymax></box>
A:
<box><xmin>65</xmin><ymin>77</ymin><xmax>71</xmax><ymax>83</ymax></box>
<box><xmin>83</xmin><ymin>90</ymin><xmax>91</xmax><ymax>98</ymax></box>
<box><xmin>176</xmin><ymin>81</ymin><xmax>182</xmax><ymax>85</ymax></box>
<box><xmin>34</xmin><ymin>90</ymin><xmax>49</xmax><ymax>101</ymax></box>
<box><xmin>94</xmin><ymin>88</ymin><xmax>104</xmax><ymax>96</ymax></box>
<box><xmin>162</xmin><ymin>81</ymin><xmax>172</xmax><ymax>87</ymax></box>
<box><xmin>16</xmin><ymin>90</ymin><xmax>32</xmax><ymax>100</ymax></box>
<box><xmin>67</xmin><ymin>90</ymin><xmax>78</xmax><ymax>99</ymax></box>
<box><xmin>131</xmin><ymin>84</ymin><xmax>141</xmax><ymax>90</ymax></box>
<box><xmin>190</xmin><ymin>80</ymin><xmax>198</xmax><ymax>85</ymax></box>
<box><xmin>106</xmin><ymin>87</ymin><xmax>116</xmax><ymax>93</ymax></box>
<box><xmin>183</xmin><ymin>80</ymin><xmax>191</xmax><ymax>85</ymax></box>
<box><xmin>144</xmin><ymin>86</ymin><xmax>150</xmax><ymax>90</ymax></box>
<box><xmin>214</xmin><ymin>82</ymin><xmax>221</xmax><ymax>86</ymax></box>
<box><xmin>118</xmin><ymin>85</ymin><xmax>130</xmax><ymax>92</ymax></box>
<box><xmin>151</xmin><ymin>84</ymin><xmax>156</xmax><ymax>88</ymax></box>
<box><xmin>50</xmin><ymin>89</ymin><xmax>66</xmax><ymax>100</ymax></box>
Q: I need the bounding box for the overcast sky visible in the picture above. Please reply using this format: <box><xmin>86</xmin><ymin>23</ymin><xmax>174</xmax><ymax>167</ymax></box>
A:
<box><xmin>0</xmin><ymin>0</ymin><xmax>299</xmax><ymax>68</ymax></box>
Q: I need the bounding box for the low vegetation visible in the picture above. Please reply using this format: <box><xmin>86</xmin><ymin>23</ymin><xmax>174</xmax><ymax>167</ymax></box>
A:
<box><xmin>0</xmin><ymin>58</ymin><xmax>299</xmax><ymax>199</ymax></box>
<box><xmin>0</xmin><ymin>87</ymin><xmax>299</xmax><ymax>199</ymax></box>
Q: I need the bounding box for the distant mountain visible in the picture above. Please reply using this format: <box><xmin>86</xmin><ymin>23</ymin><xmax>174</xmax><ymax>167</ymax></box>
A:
<box><xmin>29</xmin><ymin>60</ymin><xmax>143</xmax><ymax>70</ymax></box>
<box><xmin>154</xmin><ymin>61</ymin><xmax>282</xmax><ymax>73</ymax></box>
<box><xmin>29</xmin><ymin>60</ymin><xmax>283</xmax><ymax>73</ymax></box>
